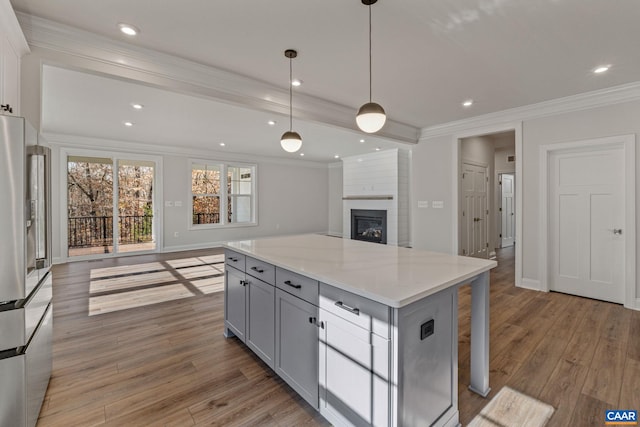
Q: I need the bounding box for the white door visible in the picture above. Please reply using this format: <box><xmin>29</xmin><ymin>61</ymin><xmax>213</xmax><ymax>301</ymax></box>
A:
<box><xmin>500</xmin><ymin>174</ymin><xmax>515</xmax><ymax>247</ymax></box>
<box><xmin>461</xmin><ymin>163</ymin><xmax>489</xmax><ymax>258</ymax></box>
<box><xmin>549</xmin><ymin>147</ymin><xmax>625</xmax><ymax>303</ymax></box>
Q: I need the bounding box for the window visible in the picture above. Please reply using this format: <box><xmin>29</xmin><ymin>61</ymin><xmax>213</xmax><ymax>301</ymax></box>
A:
<box><xmin>191</xmin><ymin>161</ymin><xmax>256</xmax><ymax>227</ymax></box>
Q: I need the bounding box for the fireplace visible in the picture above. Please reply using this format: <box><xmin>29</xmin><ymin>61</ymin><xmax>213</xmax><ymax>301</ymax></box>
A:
<box><xmin>351</xmin><ymin>209</ymin><xmax>387</xmax><ymax>244</ymax></box>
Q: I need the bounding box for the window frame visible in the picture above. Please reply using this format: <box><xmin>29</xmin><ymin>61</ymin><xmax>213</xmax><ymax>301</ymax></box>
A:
<box><xmin>189</xmin><ymin>159</ymin><xmax>257</xmax><ymax>230</ymax></box>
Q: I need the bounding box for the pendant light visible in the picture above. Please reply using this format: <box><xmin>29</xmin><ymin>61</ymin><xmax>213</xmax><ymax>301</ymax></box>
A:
<box><xmin>281</xmin><ymin>49</ymin><xmax>302</xmax><ymax>153</ymax></box>
<box><xmin>356</xmin><ymin>0</ymin><xmax>386</xmax><ymax>134</ymax></box>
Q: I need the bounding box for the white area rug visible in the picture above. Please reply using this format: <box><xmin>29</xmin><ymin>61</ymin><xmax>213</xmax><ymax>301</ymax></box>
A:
<box><xmin>468</xmin><ymin>387</ymin><xmax>555</xmax><ymax>427</ymax></box>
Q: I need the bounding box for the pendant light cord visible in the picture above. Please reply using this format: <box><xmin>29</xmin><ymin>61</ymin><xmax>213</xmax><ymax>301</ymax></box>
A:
<box><xmin>289</xmin><ymin>57</ymin><xmax>293</xmax><ymax>131</ymax></box>
<box><xmin>368</xmin><ymin>4</ymin><xmax>372</xmax><ymax>103</ymax></box>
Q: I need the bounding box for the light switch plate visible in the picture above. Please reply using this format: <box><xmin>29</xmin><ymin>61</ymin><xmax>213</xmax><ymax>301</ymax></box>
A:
<box><xmin>164</xmin><ymin>201</ymin><xmax>174</xmax><ymax>207</ymax></box>
<box><xmin>175</xmin><ymin>201</ymin><xmax>183</xmax><ymax>207</ymax></box>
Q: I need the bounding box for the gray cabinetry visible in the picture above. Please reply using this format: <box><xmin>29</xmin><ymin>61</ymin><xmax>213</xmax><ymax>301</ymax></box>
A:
<box><xmin>224</xmin><ymin>247</ymin><xmax>461</xmax><ymax>427</ymax></box>
<box><xmin>246</xmin><ymin>277</ymin><xmax>275</xmax><ymax>368</ymax></box>
<box><xmin>275</xmin><ymin>288</ymin><xmax>319</xmax><ymax>409</ymax></box>
<box><xmin>224</xmin><ymin>264</ymin><xmax>246</xmax><ymax>342</ymax></box>
<box><xmin>224</xmin><ymin>250</ymin><xmax>275</xmax><ymax>369</ymax></box>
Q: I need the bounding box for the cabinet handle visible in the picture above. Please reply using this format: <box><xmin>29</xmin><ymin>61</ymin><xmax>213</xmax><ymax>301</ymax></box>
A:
<box><xmin>250</xmin><ymin>266</ymin><xmax>265</xmax><ymax>273</ymax></box>
<box><xmin>335</xmin><ymin>301</ymin><xmax>360</xmax><ymax>316</ymax></box>
<box><xmin>284</xmin><ymin>280</ymin><xmax>302</xmax><ymax>289</ymax></box>
<box><xmin>320</xmin><ymin>321</ymin><xmax>325</xmax><ymax>329</ymax></box>
<box><xmin>240</xmin><ymin>280</ymin><xmax>248</xmax><ymax>286</ymax></box>
<box><xmin>308</xmin><ymin>316</ymin><xmax>316</xmax><ymax>324</ymax></box>
<box><xmin>229</xmin><ymin>257</ymin><xmax>238</xmax><ymax>262</ymax></box>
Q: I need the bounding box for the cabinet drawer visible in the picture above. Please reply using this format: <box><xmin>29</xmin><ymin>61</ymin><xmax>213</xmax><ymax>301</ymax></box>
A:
<box><xmin>276</xmin><ymin>267</ymin><xmax>318</xmax><ymax>305</ymax></box>
<box><xmin>246</xmin><ymin>256</ymin><xmax>275</xmax><ymax>285</ymax></box>
<box><xmin>319</xmin><ymin>283</ymin><xmax>390</xmax><ymax>338</ymax></box>
<box><xmin>225</xmin><ymin>250</ymin><xmax>246</xmax><ymax>271</ymax></box>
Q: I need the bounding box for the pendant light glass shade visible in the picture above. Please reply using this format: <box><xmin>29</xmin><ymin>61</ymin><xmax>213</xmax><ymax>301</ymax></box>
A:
<box><xmin>357</xmin><ymin>0</ymin><xmax>386</xmax><ymax>134</ymax></box>
<box><xmin>280</xmin><ymin>131</ymin><xmax>302</xmax><ymax>152</ymax></box>
<box><xmin>356</xmin><ymin>102</ymin><xmax>386</xmax><ymax>133</ymax></box>
<box><xmin>281</xmin><ymin>49</ymin><xmax>302</xmax><ymax>153</ymax></box>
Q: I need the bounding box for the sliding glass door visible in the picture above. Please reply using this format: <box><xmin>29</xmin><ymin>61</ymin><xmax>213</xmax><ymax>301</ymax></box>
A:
<box><xmin>67</xmin><ymin>155</ymin><xmax>157</xmax><ymax>258</ymax></box>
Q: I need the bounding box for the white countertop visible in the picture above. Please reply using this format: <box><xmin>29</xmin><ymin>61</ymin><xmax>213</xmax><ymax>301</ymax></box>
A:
<box><xmin>224</xmin><ymin>234</ymin><xmax>497</xmax><ymax>308</ymax></box>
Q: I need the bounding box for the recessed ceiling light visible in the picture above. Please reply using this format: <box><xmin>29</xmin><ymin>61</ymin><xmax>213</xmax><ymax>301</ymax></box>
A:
<box><xmin>300</xmin><ymin>153</ymin><xmax>305</xmax><ymax>157</ymax></box>
<box><xmin>131</xmin><ymin>103</ymin><xmax>143</xmax><ymax>110</ymax></box>
<box><xmin>360</xmin><ymin>139</ymin><xmax>365</xmax><ymax>143</ymax></box>
<box><xmin>123</xmin><ymin>121</ymin><xmax>134</xmax><ymax>127</ymax></box>
<box><xmin>291</xmin><ymin>79</ymin><xmax>302</xmax><ymax>87</ymax></box>
<box><xmin>334</xmin><ymin>155</ymin><xmax>340</xmax><ymax>159</ymax></box>
<box><xmin>375</xmin><ymin>147</ymin><xmax>381</xmax><ymax>151</ymax></box>
<box><xmin>268</xmin><ymin>120</ymin><xmax>276</xmax><ymax>126</ymax></box>
<box><xmin>593</xmin><ymin>65</ymin><xmax>611</xmax><ymax>74</ymax></box>
<box><xmin>462</xmin><ymin>99</ymin><xmax>474</xmax><ymax>107</ymax></box>
<box><xmin>118</xmin><ymin>23</ymin><xmax>139</xmax><ymax>36</ymax></box>
<box><xmin>219</xmin><ymin>142</ymin><xmax>226</xmax><ymax>147</ymax></box>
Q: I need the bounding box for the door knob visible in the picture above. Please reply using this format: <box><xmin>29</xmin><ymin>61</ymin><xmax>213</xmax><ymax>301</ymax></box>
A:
<box><xmin>613</xmin><ymin>229</ymin><xmax>623</xmax><ymax>235</ymax></box>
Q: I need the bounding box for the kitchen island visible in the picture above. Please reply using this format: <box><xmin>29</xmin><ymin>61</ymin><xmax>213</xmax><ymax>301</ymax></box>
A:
<box><xmin>223</xmin><ymin>234</ymin><xmax>496</xmax><ymax>427</ymax></box>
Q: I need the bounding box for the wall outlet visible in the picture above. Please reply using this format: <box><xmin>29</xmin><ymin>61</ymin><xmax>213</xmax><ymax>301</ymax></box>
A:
<box><xmin>175</xmin><ymin>201</ymin><xmax>183</xmax><ymax>207</ymax></box>
<box><xmin>165</xmin><ymin>201</ymin><xmax>174</xmax><ymax>207</ymax></box>
<box><xmin>432</xmin><ymin>201</ymin><xmax>444</xmax><ymax>209</ymax></box>
<box><xmin>173</xmin><ymin>232</ymin><xmax>179</xmax><ymax>238</ymax></box>
<box><xmin>417</xmin><ymin>201</ymin><xmax>429</xmax><ymax>208</ymax></box>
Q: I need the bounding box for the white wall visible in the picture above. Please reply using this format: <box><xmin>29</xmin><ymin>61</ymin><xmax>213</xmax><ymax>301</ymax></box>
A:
<box><xmin>412</xmin><ymin>99</ymin><xmax>640</xmax><ymax>306</ymax></box>
<box><xmin>162</xmin><ymin>154</ymin><xmax>328</xmax><ymax>251</ymax></box>
<box><xmin>411</xmin><ymin>137</ymin><xmax>456</xmax><ymax>253</ymax></box>
<box><xmin>50</xmin><ymin>143</ymin><xmax>329</xmax><ymax>261</ymax></box>
<box><xmin>328</xmin><ymin>163</ymin><xmax>343</xmax><ymax>237</ymax></box>
<box><xmin>521</xmin><ymin>100</ymin><xmax>640</xmax><ymax>296</ymax></box>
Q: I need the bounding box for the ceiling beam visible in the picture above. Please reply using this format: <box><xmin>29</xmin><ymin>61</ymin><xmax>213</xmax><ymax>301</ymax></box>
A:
<box><xmin>17</xmin><ymin>12</ymin><xmax>419</xmax><ymax>144</ymax></box>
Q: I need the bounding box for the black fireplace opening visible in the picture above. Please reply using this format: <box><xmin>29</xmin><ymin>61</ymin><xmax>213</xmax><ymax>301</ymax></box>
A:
<box><xmin>351</xmin><ymin>209</ymin><xmax>387</xmax><ymax>244</ymax></box>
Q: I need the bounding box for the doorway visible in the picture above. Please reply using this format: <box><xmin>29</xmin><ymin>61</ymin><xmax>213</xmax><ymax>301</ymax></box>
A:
<box><xmin>460</xmin><ymin>162</ymin><xmax>489</xmax><ymax>258</ymax></box>
<box><xmin>543</xmin><ymin>137</ymin><xmax>635</xmax><ymax>305</ymax></box>
<box><xmin>66</xmin><ymin>155</ymin><xmax>158</xmax><ymax>258</ymax></box>
<box><xmin>498</xmin><ymin>173</ymin><xmax>515</xmax><ymax>248</ymax></box>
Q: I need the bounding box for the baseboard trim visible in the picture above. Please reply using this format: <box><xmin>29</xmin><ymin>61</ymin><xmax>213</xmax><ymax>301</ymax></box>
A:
<box><xmin>52</xmin><ymin>257</ymin><xmax>64</xmax><ymax>265</ymax></box>
<box><xmin>162</xmin><ymin>242</ymin><xmax>225</xmax><ymax>253</ymax></box>
<box><xmin>518</xmin><ymin>278</ymin><xmax>543</xmax><ymax>292</ymax></box>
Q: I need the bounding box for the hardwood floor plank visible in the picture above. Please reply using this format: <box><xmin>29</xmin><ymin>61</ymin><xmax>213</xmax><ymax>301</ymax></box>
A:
<box><xmin>582</xmin><ymin>337</ymin><xmax>626</xmax><ymax>406</ymax></box>
<box><xmin>567</xmin><ymin>394</ymin><xmax>610</xmax><ymax>427</ymax></box>
<box><xmin>509</xmin><ymin>336</ymin><xmax>570</xmax><ymax>398</ymax></box>
<box><xmin>539</xmin><ymin>359</ymin><xmax>589</xmax><ymax>427</ymax></box>
<box><xmin>627</xmin><ymin>310</ymin><xmax>640</xmax><ymax>361</ymax></box>
<box><xmin>619</xmin><ymin>358</ymin><xmax>640</xmax><ymax>410</ymax></box>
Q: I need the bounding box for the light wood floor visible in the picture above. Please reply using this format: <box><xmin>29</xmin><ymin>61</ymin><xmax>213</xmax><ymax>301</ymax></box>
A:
<box><xmin>37</xmin><ymin>247</ymin><xmax>639</xmax><ymax>426</ymax></box>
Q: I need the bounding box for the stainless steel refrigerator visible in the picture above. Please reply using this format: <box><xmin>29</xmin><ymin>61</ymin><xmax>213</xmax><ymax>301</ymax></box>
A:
<box><xmin>0</xmin><ymin>115</ymin><xmax>53</xmax><ymax>427</ymax></box>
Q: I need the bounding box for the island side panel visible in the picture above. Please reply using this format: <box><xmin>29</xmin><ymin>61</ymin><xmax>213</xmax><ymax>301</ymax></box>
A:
<box><xmin>393</xmin><ymin>286</ymin><xmax>459</xmax><ymax>427</ymax></box>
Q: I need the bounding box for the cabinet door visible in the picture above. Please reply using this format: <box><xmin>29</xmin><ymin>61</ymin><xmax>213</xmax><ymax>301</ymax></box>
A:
<box><xmin>246</xmin><ymin>278</ymin><xmax>275</xmax><ymax>368</ymax></box>
<box><xmin>275</xmin><ymin>289</ymin><xmax>318</xmax><ymax>409</ymax></box>
<box><xmin>224</xmin><ymin>266</ymin><xmax>246</xmax><ymax>342</ymax></box>
<box><xmin>319</xmin><ymin>309</ymin><xmax>389</xmax><ymax>427</ymax></box>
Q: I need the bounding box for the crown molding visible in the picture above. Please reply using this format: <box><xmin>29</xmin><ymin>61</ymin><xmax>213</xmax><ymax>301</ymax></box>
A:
<box><xmin>17</xmin><ymin>12</ymin><xmax>419</xmax><ymax>144</ymax></box>
<box><xmin>1</xmin><ymin>1</ymin><xmax>29</xmax><ymax>56</ymax></box>
<box><xmin>43</xmin><ymin>132</ymin><xmax>330</xmax><ymax>169</ymax></box>
<box><xmin>420</xmin><ymin>81</ymin><xmax>640</xmax><ymax>140</ymax></box>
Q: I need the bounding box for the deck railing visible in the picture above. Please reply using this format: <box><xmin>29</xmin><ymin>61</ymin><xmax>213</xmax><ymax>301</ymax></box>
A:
<box><xmin>68</xmin><ymin>215</ymin><xmax>154</xmax><ymax>248</ymax></box>
<box><xmin>192</xmin><ymin>212</ymin><xmax>220</xmax><ymax>224</ymax></box>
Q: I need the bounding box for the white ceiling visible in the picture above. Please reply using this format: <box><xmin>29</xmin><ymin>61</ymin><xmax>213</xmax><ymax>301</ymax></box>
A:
<box><xmin>11</xmin><ymin>0</ymin><xmax>640</xmax><ymax>162</ymax></box>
